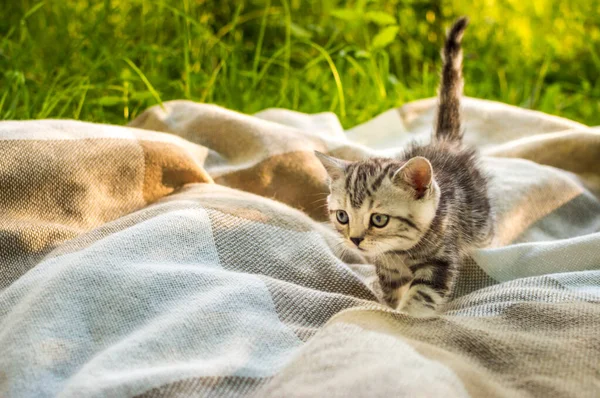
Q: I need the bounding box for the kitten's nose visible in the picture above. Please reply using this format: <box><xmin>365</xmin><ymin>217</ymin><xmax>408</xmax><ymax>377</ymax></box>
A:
<box><xmin>350</xmin><ymin>237</ymin><xmax>364</xmax><ymax>247</ymax></box>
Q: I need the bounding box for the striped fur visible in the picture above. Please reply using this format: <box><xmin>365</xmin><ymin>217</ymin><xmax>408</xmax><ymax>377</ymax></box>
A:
<box><xmin>316</xmin><ymin>17</ymin><xmax>494</xmax><ymax>317</ymax></box>
<box><xmin>435</xmin><ymin>16</ymin><xmax>468</xmax><ymax>143</ymax></box>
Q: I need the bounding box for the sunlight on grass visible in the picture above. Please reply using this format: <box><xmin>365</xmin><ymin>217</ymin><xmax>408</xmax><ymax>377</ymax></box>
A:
<box><xmin>1</xmin><ymin>0</ymin><xmax>599</xmax><ymax>127</ymax></box>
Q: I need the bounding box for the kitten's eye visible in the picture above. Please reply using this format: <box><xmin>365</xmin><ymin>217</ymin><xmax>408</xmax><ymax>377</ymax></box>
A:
<box><xmin>336</xmin><ymin>210</ymin><xmax>349</xmax><ymax>224</ymax></box>
<box><xmin>371</xmin><ymin>213</ymin><xmax>389</xmax><ymax>228</ymax></box>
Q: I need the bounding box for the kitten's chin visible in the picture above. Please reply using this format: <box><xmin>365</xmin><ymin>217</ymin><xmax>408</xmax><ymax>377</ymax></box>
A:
<box><xmin>361</xmin><ymin>240</ymin><xmax>419</xmax><ymax>255</ymax></box>
<box><xmin>342</xmin><ymin>238</ymin><xmax>418</xmax><ymax>257</ymax></box>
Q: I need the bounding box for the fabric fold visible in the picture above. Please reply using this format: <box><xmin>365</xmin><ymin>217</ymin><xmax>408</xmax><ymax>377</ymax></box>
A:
<box><xmin>1</xmin><ymin>98</ymin><xmax>599</xmax><ymax>397</ymax></box>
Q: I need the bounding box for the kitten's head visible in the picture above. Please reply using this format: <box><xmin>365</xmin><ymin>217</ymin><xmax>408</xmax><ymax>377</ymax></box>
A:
<box><xmin>315</xmin><ymin>152</ymin><xmax>440</xmax><ymax>256</ymax></box>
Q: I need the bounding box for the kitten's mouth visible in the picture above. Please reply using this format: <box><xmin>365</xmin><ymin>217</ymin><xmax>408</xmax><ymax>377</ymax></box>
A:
<box><xmin>346</xmin><ymin>241</ymin><xmax>366</xmax><ymax>252</ymax></box>
<box><xmin>353</xmin><ymin>245</ymin><xmax>369</xmax><ymax>253</ymax></box>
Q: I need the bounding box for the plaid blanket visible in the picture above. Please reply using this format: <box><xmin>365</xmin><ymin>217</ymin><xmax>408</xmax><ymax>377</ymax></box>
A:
<box><xmin>1</xmin><ymin>98</ymin><xmax>599</xmax><ymax>397</ymax></box>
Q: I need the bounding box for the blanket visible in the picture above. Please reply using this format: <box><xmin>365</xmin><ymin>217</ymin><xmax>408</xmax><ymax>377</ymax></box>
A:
<box><xmin>1</xmin><ymin>98</ymin><xmax>599</xmax><ymax>397</ymax></box>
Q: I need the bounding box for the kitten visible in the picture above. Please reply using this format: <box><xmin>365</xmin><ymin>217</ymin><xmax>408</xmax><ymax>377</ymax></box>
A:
<box><xmin>315</xmin><ymin>17</ymin><xmax>493</xmax><ymax>316</ymax></box>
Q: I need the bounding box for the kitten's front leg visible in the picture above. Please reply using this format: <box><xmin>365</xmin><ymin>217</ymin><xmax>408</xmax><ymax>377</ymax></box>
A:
<box><xmin>376</xmin><ymin>266</ymin><xmax>412</xmax><ymax>308</ymax></box>
<box><xmin>397</xmin><ymin>259</ymin><xmax>455</xmax><ymax>317</ymax></box>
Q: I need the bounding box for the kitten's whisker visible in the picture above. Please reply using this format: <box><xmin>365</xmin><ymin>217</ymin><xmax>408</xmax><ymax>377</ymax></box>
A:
<box><xmin>309</xmin><ymin>198</ymin><xmax>328</xmax><ymax>206</ymax></box>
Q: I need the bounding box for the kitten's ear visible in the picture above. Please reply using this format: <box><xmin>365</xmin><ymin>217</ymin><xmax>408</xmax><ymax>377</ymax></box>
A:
<box><xmin>314</xmin><ymin>151</ymin><xmax>347</xmax><ymax>181</ymax></box>
<box><xmin>393</xmin><ymin>156</ymin><xmax>433</xmax><ymax>199</ymax></box>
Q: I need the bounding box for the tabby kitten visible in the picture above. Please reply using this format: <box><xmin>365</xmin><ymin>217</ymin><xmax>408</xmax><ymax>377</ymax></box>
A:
<box><xmin>316</xmin><ymin>17</ymin><xmax>493</xmax><ymax>316</ymax></box>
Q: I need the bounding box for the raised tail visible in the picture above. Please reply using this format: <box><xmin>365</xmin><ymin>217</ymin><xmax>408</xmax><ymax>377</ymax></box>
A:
<box><xmin>434</xmin><ymin>17</ymin><xmax>468</xmax><ymax>143</ymax></box>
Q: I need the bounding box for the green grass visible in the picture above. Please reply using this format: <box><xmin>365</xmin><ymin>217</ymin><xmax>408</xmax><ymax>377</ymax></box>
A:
<box><xmin>1</xmin><ymin>0</ymin><xmax>599</xmax><ymax>128</ymax></box>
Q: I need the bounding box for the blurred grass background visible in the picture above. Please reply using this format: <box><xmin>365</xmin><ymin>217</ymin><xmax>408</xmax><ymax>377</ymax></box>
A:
<box><xmin>1</xmin><ymin>0</ymin><xmax>599</xmax><ymax>128</ymax></box>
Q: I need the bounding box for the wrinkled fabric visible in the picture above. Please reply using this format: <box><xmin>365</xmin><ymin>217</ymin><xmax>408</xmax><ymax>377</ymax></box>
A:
<box><xmin>1</xmin><ymin>98</ymin><xmax>599</xmax><ymax>397</ymax></box>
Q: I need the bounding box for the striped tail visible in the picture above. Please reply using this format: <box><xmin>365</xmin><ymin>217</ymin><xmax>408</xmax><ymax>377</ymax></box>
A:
<box><xmin>435</xmin><ymin>17</ymin><xmax>468</xmax><ymax>143</ymax></box>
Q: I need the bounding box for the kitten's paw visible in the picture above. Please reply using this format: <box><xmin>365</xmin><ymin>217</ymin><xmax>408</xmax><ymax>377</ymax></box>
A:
<box><xmin>397</xmin><ymin>298</ymin><xmax>439</xmax><ymax>318</ymax></box>
<box><xmin>382</xmin><ymin>283</ymin><xmax>409</xmax><ymax>309</ymax></box>
<box><xmin>383</xmin><ymin>294</ymin><xmax>399</xmax><ymax>309</ymax></box>
<box><xmin>399</xmin><ymin>303</ymin><xmax>438</xmax><ymax>318</ymax></box>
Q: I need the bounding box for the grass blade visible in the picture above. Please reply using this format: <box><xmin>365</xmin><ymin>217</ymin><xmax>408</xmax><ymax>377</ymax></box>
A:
<box><xmin>300</xmin><ymin>40</ymin><xmax>346</xmax><ymax>120</ymax></box>
<box><xmin>123</xmin><ymin>57</ymin><xmax>164</xmax><ymax>110</ymax></box>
